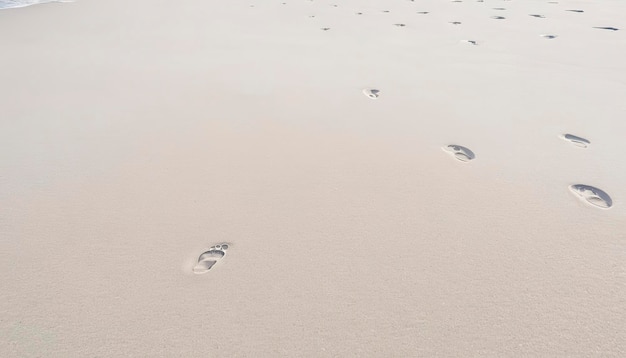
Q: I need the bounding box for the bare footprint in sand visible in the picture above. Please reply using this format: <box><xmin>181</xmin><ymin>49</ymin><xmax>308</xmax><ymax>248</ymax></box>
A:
<box><xmin>363</xmin><ymin>88</ymin><xmax>380</xmax><ymax>99</ymax></box>
<box><xmin>443</xmin><ymin>145</ymin><xmax>475</xmax><ymax>162</ymax></box>
<box><xmin>193</xmin><ymin>244</ymin><xmax>229</xmax><ymax>274</ymax></box>
<box><xmin>461</xmin><ymin>39</ymin><xmax>478</xmax><ymax>45</ymax></box>
<box><xmin>569</xmin><ymin>185</ymin><xmax>612</xmax><ymax>209</ymax></box>
<box><xmin>560</xmin><ymin>134</ymin><xmax>590</xmax><ymax>148</ymax></box>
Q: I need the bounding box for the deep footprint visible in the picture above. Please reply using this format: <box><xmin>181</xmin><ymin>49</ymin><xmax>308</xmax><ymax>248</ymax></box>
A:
<box><xmin>193</xmin><ymin>243</ymin><xmax>229</xmax><ymax>274</ymax></box>
<box><xmin>561</xmin><ymin>133</ymin><xmax>590</xmax><ymax>148</ymax></box>
<box><xmin>569</xmin><ymin>185</ymin><xmax>613</xmax><ymax>209</ymax></box>
<box><xmin>443</xmin><ymin>145</ymin><xmax>476</xmax><ymax>162</ymax></box>
<box><xmin>593</xmin><ymin>27</ymin><xmax>619</xmax><ymax>31</ymax></box>
<box><xmin>363</xmin><ymin>88</ymin><xmax>380</xmax><ymax>99</ymax></box>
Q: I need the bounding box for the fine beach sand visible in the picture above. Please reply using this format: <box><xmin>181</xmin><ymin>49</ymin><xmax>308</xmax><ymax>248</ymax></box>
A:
<box><xmin>1</xmin><ymin>0</ymin><xmax>626</xmax><ymax>356</ymax></box>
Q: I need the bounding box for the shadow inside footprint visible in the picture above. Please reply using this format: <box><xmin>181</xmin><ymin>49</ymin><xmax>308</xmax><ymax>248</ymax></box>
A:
<box><xmin>593</xmin><ymin>27</ymin><xmax>619</xmax><ymax>31</ymax></box>
<box><xmin>561</xmin><ymin>133</ymin><xmax>590</xmax><ymax>148</ymax></box>
<box><xmin>569</xmin><ymin>185</ymin><xmax>612</xmax><ymax>209</ymax></box>
<box><xmin>363</xmin><ymin>88</ymin><xmax>380</xmax><ymax>99</ymax></box>
<box><xmin>491</xmin><ymin>16</ymin><xmax>506</xmax><ymax>20</ymax></box>
<box><xmin>443</xmin><ymin>145</ymin><xmax>475</xmax><ymax>162</ymax></box>
<box><xmin>193</xmin><ymin>244</ymin><xmax>229</xmax><ymax>274</ymax></box>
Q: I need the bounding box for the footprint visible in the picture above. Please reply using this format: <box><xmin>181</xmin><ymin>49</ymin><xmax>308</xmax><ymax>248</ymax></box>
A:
<box><xmin>321</xmin><ymin>27</ymin><xmax>331</xmax><ymax>31</ymax></box>
<box><xmin>449</xmin><ymin>21</ymin><xmax>462</xmax><ymax>25</ymax></box>
<box><xmin>493</xmin><ymin>7</ymin><xmax>506</xmax><ymax>10</ymax></box>
<box><xmin>566</xmin><ymin>9</ymin><xmax>584</xmax><ymax>13</ymax></box>
<box><xmin>569</xmin><ymin>185</ymin><xmax>613</xmax><ymax>209</ymax></box>
<box><xmin>417</xmin><ymin>11</ymin><xmax>429</xmax><ymax>14</ymax></box>
<box><xmin>541</xmin><ymin>34</ymin><xmax>558</xmax><ymax>39</ymax></box>
<box><xmin>363</xmin><ymin>88</ymin><xmax>380</xmax><ymax>99</ymax></box>
<box><xmin>461</xmin><ymin>39</ymin><xmax>478</xmax><ymax>45</ymax></box>
<box><xmin>529</xmin><ymin>14</ymin><xmax>546</xmax><ymax>18</ymax></box>
<box><xmin>443</xmin><ymin>145</ymin><xmax>476</xmax><ymax>162</ymax></box>
<box><xmin>193</xmin><ymin>244</ymin><xmax>229</xmax><ymax>274</ymax></box>
<box><xmin>394</xmin><ymin>23</ymin><xmax>406</xmax><ymax>27</ymax></box>
<box><xmin>593</xmin><ymin>27</ymin><xmax>619</xmax><ymax>31</ymax></box>
<box><xmin>560</xmin><ymin>133</ymin><xmax>590</xmax><ymax>148</ymax></box>
<box><xmin>491</xmin><ymin>16</ymin><xmax>506</xmax><ymax>20</ymax></box>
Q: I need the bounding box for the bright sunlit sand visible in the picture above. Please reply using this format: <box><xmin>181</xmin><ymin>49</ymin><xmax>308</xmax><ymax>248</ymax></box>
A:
<box><xmin>1</xmin><ymin>0</ymin><xmax>625</xmax><ymax>356</ymax></box>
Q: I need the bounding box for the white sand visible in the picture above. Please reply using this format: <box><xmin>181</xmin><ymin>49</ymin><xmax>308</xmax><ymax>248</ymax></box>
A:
<box><xmin>1</xmin><ymin>0</ymin><xmax>626</xmax><ymax>356</ymax></box>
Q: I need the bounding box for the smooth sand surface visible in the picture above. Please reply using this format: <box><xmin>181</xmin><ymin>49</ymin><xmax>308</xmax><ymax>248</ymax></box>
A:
<box><xmin>1</xmin><ymin>0</ymin><xmax>626</xmax><ymax>356</ymax></box>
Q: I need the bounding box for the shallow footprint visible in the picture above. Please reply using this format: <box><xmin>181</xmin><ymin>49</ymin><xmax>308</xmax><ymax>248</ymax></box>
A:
<box><xmin>569</xmin><ymin>185</ymin><xmax>612</xmax><ymax>209</ymax></box>
<box><xmin>541</xmin><ymin>34</ymin><xmax>558</xmax><ymax>39</ymax></box>
<box><xmin>443</xmin><ymin>144</ymin><xmax>475</xmax><ymax>162</ymax></box>
<box><xmin>560</xmin><ymin>133</ymin><xmax>590</xmax><ymax>148</ymax></box>
<box><xmin>363</xmin><ymin>88</ymin><xmax>380</xmax><ymax>99</ymax></box>
<box><xmin>193</xmin><ymin>243</ymin><xmax>229</xmax><ymax>274</ymax></box>
<box><xmin>593</xmin><ymin>27</ymin><xmax>619</xmax><ymax>31</ymax></box>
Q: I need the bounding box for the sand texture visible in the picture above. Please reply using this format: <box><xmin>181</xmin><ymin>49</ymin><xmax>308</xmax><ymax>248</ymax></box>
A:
<box><xmin>1</xmin><ymin>0</ymin><xmax>626</xmax><ymax>356</ymax></box>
